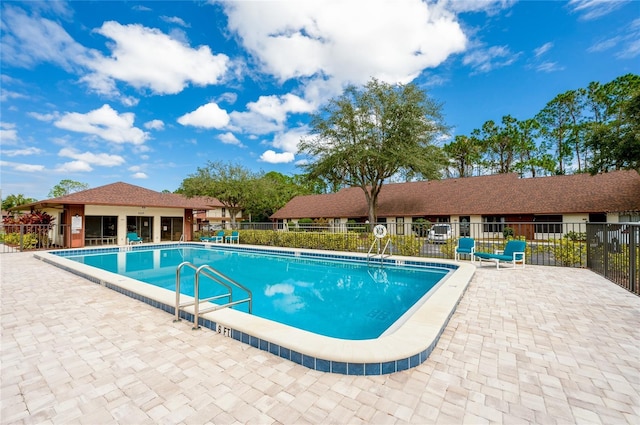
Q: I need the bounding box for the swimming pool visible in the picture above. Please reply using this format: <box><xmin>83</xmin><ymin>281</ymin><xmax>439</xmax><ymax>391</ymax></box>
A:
<box><xmin>37</xmin><ymin>243</ymin><xmax>475</xmax><ymax>375</ymax></box>
<box><xmin>60</xmin><ymin>246</ymin><xmax>450</xmax><ymax>340</ymax></box>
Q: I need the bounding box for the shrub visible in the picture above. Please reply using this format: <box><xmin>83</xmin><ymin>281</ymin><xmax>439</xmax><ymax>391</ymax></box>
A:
<box><xmin>565</xmin><ymin>231</ymin><xmax>586</xmax><ymax>242</ymax></box>
<box><xmin>2</xmin><ymin>232</ymin><xmax>38</xmax><ymax>249</ymax></box>
<box><xmin>412</xmin><ymin>218</ymin><xmax>431</xmax><ymax>237</ymax></box>
<box><xmin>389</xmin><ymin>235</ymin><xmax>421</xmax><ymax>256</ymax></box>
<box><xmin>441</xmin><ymin>239</ymin><xmax>457</xmax><ymax>259</ymax></box>
<box><xmin>548</xmin><ymin>236</ymin><xmax>585</xmax><ymax>267</ymax></box>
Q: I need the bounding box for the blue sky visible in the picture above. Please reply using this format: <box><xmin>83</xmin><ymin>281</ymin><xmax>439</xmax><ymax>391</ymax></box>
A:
<box><xmin>1</xmin><ymin>0</ymin><xmax>638</xmax><ymax>200</ymax></box>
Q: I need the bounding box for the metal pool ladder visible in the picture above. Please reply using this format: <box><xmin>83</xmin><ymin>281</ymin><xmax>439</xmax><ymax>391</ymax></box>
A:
<box><xmin>174</xmin><ymin>262</ymin><xmax>252</xmax><ymax>330</ymax></box>
<box><xmin>367</xmin><ymin>238</ymin><xmax>391</xmax><ymax>265</ymax></box>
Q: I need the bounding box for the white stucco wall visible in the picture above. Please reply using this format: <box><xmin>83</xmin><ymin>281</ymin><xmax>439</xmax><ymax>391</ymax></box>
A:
<box><xmin>85</xmin><ymin>205</ymin><xmax>185</xmax><ymax>245</ymax></box>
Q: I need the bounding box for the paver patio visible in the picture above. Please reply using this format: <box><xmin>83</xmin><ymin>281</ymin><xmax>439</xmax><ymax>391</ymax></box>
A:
<box><xmin>1</xmin><ymin>252</ymin><xmax>639</xmax><ymax>424</ymax></box>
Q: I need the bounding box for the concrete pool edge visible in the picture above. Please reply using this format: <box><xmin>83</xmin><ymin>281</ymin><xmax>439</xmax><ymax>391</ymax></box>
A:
<box><xmin>35</xmin><ymin>243</ymin><xmax>475</xmax><ymax>375</ymax></box>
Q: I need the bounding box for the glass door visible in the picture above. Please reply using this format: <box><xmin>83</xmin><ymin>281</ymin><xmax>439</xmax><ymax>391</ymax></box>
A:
<box><xmin>161</xmin><ymin>217</ymin><xmax>183</xmax><ymax>241</ymax></box>
<box><xmin>127</xmin><ymin>216</ymin><xmax>153</xmax><ymax>242</ymax></box>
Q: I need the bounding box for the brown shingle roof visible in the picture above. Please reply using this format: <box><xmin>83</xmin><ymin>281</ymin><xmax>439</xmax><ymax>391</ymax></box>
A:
<box><xmin>271</xmin><ymin>170</ymin><xmax>640</xmax><ymax>219</ymax></box>
<box><xmin>16</xmin><ymin>182</ymin><xmax>223</xmax><ymax>210</ymax></box>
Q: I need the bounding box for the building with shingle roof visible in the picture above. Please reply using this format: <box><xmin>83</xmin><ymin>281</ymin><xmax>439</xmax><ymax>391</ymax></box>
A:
<box><xmin>271</xmin><ymin>170</ymin><xmax>640</xmax><ymax>239</ymax></box>
<box><xmin>14</xmin><ymin>182</ymin><xmax>231</xmax><ymax>248</ymax></box>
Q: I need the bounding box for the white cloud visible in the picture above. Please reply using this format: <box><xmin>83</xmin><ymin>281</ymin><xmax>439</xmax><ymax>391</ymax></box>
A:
<box><xmin>223</xmin><ymin>0</ymin><xmax>467</xmax><ymax>91</ymax></box>
<box><xmin>217</xmin><ymin>92</ymin><xmax>238</xmax><ymax>105</ymax></box>
<box><xmin>260</xmin><ymin>150</ymin><xmax>295</xmax><ymax>164</ymax></box>
<box><xmin>438</xmin><ymin>0</ymin><xmax>516</xmax><ymax>15</ymax></box>
<box><xmin>0</xmin><ymin>160</ymin><xmax>45</xmax><ymax>173</ymax></box>
<box><xmin>248</xmin><ymin>94</ymin><xmax>315</xmax><ymax>123</ymax></box>
<box><xmin>218</xmin><ymin>132</ymin><xmax>244</xmax><ymax>147</ymax></box>
<box><xmin>0</xmin><ymin>122</ymin><xmax>18</xmax><ymax>143</ymax></box>
<box><xmin>536</xmin><ymin>62</ymin><xmax>564</xmax><ymax>73</ymax></box>
<box><xmin>568</xmin><ymin>0</ymin><xmax>629</xmax><ymax>20</ymax></box>
<box><xmin>0</xmin><ymin>89</ymin><xmax>26</xmax><ymax>103</ymax></box>
<box><xmin>229</xmin><ymin>110</ymin><xmax>283</xmax><ymax>135</ymax></box>
<box><xmin>28</xmin><ymin>112</ymin><xmax>58</xmax><ymax>122</ymax></box>
<box><xmin>144</xmin><ymin>119</ymin><xmax>165</xmax><ymax>130</ymax></box>
<box><xmin>160</xmin><ymin>16</ymin><xmax>190</xmax><ymax>27</ymax></box>
<box><xmin>534</xmin><ymin>42</ymin><xmax>554</xmax><ymax>57</ymax></box>
<box><xmin>618</xmin><ymin>37</ymin><xmax>640</xmax><ymax>59</ymax></box>
<box><xmin>54</xmin><ymin>104</ymin><xmax>148</xmax><ymax>144</ymax></box>
<box><xmin>589</xmin><ymin>36</ymin><xmax>622</xmax><ymax>53</ymax></box>
<box><xmin>0</xmin><ymin>6</ymin><xmax>95</xmax><ymax>72</ymax></box>
<box><xmin>84</xmin><ymin>21</ymin><xmax>230</xmax><ymax>95</ymax></box>
<box><xmin>132</xmin><ymin>172</ymin><xmax>148</xmax><ymax>179</ymax></box>
<box><xmin>55</xmin><ymin>160</ymin><xmax>93</xmax><ymax>173</ymax></box>
<box><xmin>178</xmin><ymin>102</ymin><xmax>230</xmax><ymax>129</ymax></box>
<box><xmin>462</xmin><ymin>45</ymin><xmax>519</xmax><ymax>73</ymax></box>
<box><xmin>120</xmin><ymin>96</ymin><xmax>140</xmax><ymax>107</ymax></box>
<box><xmin>272</xmin><ymin>126</ymin><xmax>309</xmax><ymax>154</ymax></box>
<box><xmin>259</xmin><ymin>126</ymin><xmax>311</xmax><ymax>164</ymax></box>
<box><xmin>58</xmin><ymin>147</ymin><xmax>125</xmax><ymax>166</ymax></box>
<box><xmin>588</xmin><ymin>18</ymin><xmax>640</xmax><ymax>59</ymax></box>
<box><xmin>2</xmin><ymin>147</ymin><xmax>43</xmax><ymax>157</ymax></box>
<box><xmin>229</xmin><ymin>94</ymin><xmax>315</xmax><ymax>135</ymax></box>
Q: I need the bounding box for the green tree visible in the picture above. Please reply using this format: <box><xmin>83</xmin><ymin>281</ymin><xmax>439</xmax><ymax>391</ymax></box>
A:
<box><xmin>298</xmin><ymin>78</ymin><xmax>447</xmax><ymax>224</ymax></box>
<box><xmin>513</xmin><ymin>118</ymin><xmax>549</xmax><ymax>177</ymax></box>
<box><xmin>482</xmin><ymin>116</ymin><xmax>525</xmax><ymax>174</ymax></box>
<box><xmin>245</xmin><ymin>172</ymin><xmax>317</xmax><ymax>222</ymax></box>
<box><xmin>443</xmin><ymin>135</ymin><xmax>482</xmax><ymax>177</ymax></box>
<box><xmin>536</xmin><ymin>91</ymin><xmax>583</xmax><ymax>174</ymax></box>
<box><xmin>291</xmin><ymin>173</ymin><xmax>328</xmax><ymax>195</ymax></box>
<box><xmin>585</xmin><ymin>74</ymin><xmax>640</xmax><ymax>173</ymax></box>
<box><xmin>48</xmin><ymin>180</ymin><xmax>89</xmax><ymax>198</ymax></box>
<box><xmin>2</xmin><ymin>194</ymin><xmax>37</xmax><ymax>210</ymax></box>
<box><xmin>179</xmin><ymin>161</ymin><xmax>258</xmax><ymax>228</ymax></box>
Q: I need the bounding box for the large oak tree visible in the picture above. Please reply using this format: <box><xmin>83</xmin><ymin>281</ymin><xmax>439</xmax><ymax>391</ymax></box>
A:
<box><xmin>298</xmin><ymin>78</ymin><xmax>447</xmax><ymax>225</ymax></box>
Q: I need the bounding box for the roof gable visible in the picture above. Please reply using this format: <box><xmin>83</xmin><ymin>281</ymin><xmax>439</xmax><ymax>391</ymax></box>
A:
<box><xmin>17</xmin><ymin>182</ymin><xmax>223</xmax><ymax>210</ymax></box>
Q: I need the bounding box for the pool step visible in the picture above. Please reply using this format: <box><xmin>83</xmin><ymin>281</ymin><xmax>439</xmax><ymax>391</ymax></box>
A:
<box><xmin>173</xmin><ymin>262</ymin><xmax>252</xmax><ymax>330</ymax></box>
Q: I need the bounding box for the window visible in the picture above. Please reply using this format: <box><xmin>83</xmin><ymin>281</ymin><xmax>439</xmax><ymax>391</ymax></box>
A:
<box><xmin>619</xmin><ymin>213</ymin><xmax>640</xmax><ymax>222</ymax></box>
<box><xmin>59</xmin><ymin>211</ymin><xmax>66</xmax><ymax>235</ymax></box>
<box><xmin>535</xmin><ymin>215</ymin><xmax>562</xmax><ymax>234</ymax></box>
<box><xmin>85</xmin><ymin>216</ymin><xmax>117</xmax><ymax>244</ymax></box>
<box><xmin>459</xmin><ymin>216</ymin><xmax>470</xmax><ymax>237</ymax></box>
<box><xmin>483</xmin><ymin>216</ymin><xmax>505</xmax><ymax>233</ymax></box>
<box><xmin>222</xmin><ymin>208</ymin><xmax>226</xmax><ymax>217</ymax></box>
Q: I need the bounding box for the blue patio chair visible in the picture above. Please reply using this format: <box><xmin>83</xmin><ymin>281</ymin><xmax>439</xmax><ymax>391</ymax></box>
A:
<box><xmin>455</xmin><ymin>237</ymin><xmax>475</xmax><ymax>262</ymax></box>
<box><xmin>475</xmin><ymin>240</ymin><xmax>526</xmax><ymax>269</ymax></box>
<box><xmin>127</xmin><ymin>232</ymin><xmax>143</xmax><ymax>245</ymax></box>
<box><xmin>225</xmin><ymin>230</ymin><xmax>239</xmax><ymax>244</ymax></box>
<box><xmin>201</xmin><ymin>230</ymin><xmax>225</xmax><ymax>243</ymax></box>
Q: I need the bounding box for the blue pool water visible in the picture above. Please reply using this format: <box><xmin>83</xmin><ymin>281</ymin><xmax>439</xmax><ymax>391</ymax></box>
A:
<box><xmin>64</xmin><ymin>246</ymin><xmax>450</xmax><ymax>340</ymax></box>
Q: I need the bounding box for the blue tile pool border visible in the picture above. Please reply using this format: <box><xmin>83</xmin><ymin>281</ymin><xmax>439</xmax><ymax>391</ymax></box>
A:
<box><xmin>38</xmin><ymin>243</ymin><xmax>465</xmax><ymax>375</ymax></box>
<box><xmin>52</xmin><ymin>242</ymin><xmax>458</xmax><ymax>272</ymax></box>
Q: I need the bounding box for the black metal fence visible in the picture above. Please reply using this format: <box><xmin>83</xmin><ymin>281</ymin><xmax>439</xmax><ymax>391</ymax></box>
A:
<box><xmin>586</xmin><ymin>223</ymin><xmax>639</xmax><ymax>295</ymax></box>
<box><xmin>232</xmin><ymin>221</ymin><xmax>639</xmax><ymax>294</ymax></box>
<box><xmin>0</xmin><ymin>223</ymin><xmax>66</xmax><ymax>253</ymax></box>
<box><xmin>5</xmin><ymin>221</ymin><xmax>637</xmax><ymax>295</ymax></box>
<box><xmin>233</xmin><ymin>221</ymin><xmax>590</xmax><ymax>266</ymax></box>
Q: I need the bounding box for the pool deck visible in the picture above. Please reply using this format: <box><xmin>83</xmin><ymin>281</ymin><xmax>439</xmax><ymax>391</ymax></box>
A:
<box><xmin>2</xmin><ymin>252</ymin><xmax>639</xmax><ymax>424</ymax></box>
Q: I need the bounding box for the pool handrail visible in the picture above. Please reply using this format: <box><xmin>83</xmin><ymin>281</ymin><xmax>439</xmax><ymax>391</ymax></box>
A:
<box><xmin>174</xmin><ymin>261</ymin><xmax>253</xmax><ymax>329</ymax></box>
<box><xmin>367</xmin><ymin>238</ymin><xmax>391</xmax><ymax>265</ymax></box>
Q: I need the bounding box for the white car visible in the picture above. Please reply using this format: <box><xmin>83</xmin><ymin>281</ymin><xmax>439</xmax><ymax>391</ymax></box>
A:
<box><xmin>593</xmin><ymin>224</ymin><xmax>640</xmax><ymax>248</ymax></box>
<box><xmin>428</xmin><ymin>224</ymin><xmax>452</xmax><ymax>243</ymax></box>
